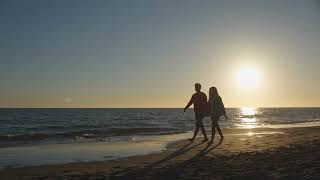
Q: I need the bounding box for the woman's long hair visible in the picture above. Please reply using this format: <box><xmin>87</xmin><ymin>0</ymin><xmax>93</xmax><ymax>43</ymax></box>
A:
<box><xmin>209</xmin><ymin>87</ymin><xmax>219</xmax><ymax>100</ymax></box>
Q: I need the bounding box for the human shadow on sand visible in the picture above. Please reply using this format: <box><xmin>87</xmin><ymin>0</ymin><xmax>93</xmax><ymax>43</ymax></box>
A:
<box><xmin>110</xmin><ymin>141</ymin><xmax>202</xmax><ymax>177</ymax></box>
<box><xmin>110</xmin><ymin>139</ymin><xmax>223</xmax><ymax>179</ymax></box>
<box><xmin>184</xmin><ymin>139</ymin><xmax>223</xmax><ymax>163</ymax></box>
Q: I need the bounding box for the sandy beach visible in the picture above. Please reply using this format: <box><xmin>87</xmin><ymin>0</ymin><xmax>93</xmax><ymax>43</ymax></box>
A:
<box><xmin>0</xmin><ymin>126</ymin><xmax>319</xmax><ymax>179</ymax></box>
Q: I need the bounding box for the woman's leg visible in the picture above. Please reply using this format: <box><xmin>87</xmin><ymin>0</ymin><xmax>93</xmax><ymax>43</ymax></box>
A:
<box><xmin>209</xmin><ymin>116</ymin><xmax>217</xmax><ymax>144</ymax></box>
<box><xmin>213</xmin><ymin>120</ymin><xmax>223</xmax><ymax>141</ymax></box>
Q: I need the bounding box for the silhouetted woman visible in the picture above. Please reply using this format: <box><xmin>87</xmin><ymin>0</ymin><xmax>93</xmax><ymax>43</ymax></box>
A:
<box><xmin>208</xmin><ymin>87</ymin><xmax>227</xmax><ymax>145</ymax></box>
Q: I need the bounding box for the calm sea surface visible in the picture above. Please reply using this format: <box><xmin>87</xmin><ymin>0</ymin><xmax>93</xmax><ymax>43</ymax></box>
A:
<box><xmin>0</xmin><ymin>108</ymin><xmax>320</xmax><ymax>147</ymax></box>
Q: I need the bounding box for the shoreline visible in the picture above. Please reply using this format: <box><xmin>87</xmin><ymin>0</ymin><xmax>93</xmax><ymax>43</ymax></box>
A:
<box><xmin>2</xmin><ymin>121</ymin><xmax>320</xmax><ymax>169</ymax></box>
<box><xmin>1</xmin><ymin>126</ymin><xmax>320</xmax><ymax>179</ymax></box>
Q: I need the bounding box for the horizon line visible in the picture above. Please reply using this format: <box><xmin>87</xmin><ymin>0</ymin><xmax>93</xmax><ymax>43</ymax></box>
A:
<box><xmin>0</xmin><ymin>106</ymin><xmax>320</xmax><ymax>109</ymax></box>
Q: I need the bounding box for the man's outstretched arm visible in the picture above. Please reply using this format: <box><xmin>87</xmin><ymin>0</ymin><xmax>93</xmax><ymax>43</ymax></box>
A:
<box><xmin>184</xmin><ymin>96</ymin><xmax>193</xmax><ymax>112</ymax></box>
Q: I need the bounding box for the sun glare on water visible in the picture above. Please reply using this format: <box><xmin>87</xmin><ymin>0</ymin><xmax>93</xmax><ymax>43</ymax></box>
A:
<box><xmin>240</xmin><ymin>107</ymin><xmax>258</xmax><ymax>129</ymax></box>
<box><xmin>241</xmin><ymin>107</ymin><xmax>257</xmax><ymax>116</ymax></box>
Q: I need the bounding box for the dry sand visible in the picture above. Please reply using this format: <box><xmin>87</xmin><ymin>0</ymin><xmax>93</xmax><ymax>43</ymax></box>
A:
<box><xmin>1</xmin><ymin>126</ymin><xmax>319</xmax><ymax>179</ymax></box>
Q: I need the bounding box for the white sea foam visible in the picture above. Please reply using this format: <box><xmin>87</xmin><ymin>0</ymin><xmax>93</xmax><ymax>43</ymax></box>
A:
<box><xmin>0</xmin><ymin>132</ymin><xmax>193</xmax><ymax>169</ymax></box>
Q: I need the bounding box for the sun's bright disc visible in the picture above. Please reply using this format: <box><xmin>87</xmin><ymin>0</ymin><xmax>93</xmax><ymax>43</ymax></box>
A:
<box><xmin>236</xmin><ymin>67</ymin><xmax>261</xmax><ymax>89</ymax></box>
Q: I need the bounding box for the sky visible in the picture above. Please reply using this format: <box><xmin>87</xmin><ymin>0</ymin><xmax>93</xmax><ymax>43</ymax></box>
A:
<box><xmin>0</xmin><ymin>0</ymin><xmax>319</xmax><ymax>108</ymax></box>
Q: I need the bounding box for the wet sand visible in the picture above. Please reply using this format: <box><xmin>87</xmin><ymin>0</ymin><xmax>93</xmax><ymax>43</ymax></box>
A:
<box><xmin>1</xmin><ymin>126</ymin><xmax>320</xmax><ymax>179</ymax></box>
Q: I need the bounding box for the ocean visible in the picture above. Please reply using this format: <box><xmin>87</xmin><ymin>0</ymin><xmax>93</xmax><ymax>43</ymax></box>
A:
<box><xmin>1</xmin><ymin>108</ymin><xmax>320</xmax><ymax>148</ymax></box>
<box><xmin>0</xmin><ymin>108</ymin><xmax>320</xmax><ymax>168</ymax></box>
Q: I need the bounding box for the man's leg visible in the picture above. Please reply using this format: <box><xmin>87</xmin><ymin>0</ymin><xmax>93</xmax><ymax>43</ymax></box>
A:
<box><xmin>198</xmin><ymin>115</ymin><xmax>208</xmax><ymax>141</ymax></box>
<box><xmin>189</xmin><ymin>123</ymin><xmax>199</xmax><ymax>143</ymax></box>
<box><xmin>189</xmin><ymin>113</ymin><xmax>201</xmax><ymax>142</ymax></box>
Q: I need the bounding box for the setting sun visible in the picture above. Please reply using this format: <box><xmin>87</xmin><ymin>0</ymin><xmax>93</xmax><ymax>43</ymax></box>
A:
<box><xmin>236</xmin><ymin>67</ymin><xmax>262</xmax><ymax>89</ymax></box>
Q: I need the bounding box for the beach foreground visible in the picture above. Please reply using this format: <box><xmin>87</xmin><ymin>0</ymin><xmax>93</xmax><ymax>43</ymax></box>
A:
<box><xmin>1</xmin><ymin>126</ymin><xmax>320</xmax><ymax>180</ymax></box>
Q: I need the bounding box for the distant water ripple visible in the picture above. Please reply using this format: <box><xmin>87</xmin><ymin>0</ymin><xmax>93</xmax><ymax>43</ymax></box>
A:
<box><xmin>0</xmin><ymin>108</ymin><xmax>319</xmax><ymax>147</ymax></box>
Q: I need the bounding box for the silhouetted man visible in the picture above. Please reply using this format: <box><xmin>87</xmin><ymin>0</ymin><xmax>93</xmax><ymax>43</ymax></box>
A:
<box><xmin>184</xmin><ymin>83</ymin><xmax>209</xmax><ymax>143</ymax></box>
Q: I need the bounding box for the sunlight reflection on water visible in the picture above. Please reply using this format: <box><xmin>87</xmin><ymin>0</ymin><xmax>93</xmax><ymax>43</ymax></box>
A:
<box><xmin>241</xmin><ymin>107</ymin><xmax>257</xmax><ymax>116</ymax></box>
<box><xmin>239</xmin><ymin>107</ymin><xmax>258</xmax><ymax>129</ymax></box>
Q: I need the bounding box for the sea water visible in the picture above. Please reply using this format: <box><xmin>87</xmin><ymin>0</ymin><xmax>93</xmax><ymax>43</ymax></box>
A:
<box><xmin>0</xmin><ymin>108</ymin><xmax>319</xmax><ymax>168</ymax></box>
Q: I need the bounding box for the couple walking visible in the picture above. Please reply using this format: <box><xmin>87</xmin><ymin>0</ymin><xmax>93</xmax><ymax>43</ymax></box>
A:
<box><xmin>184</xmin><ymin>83</ymin><xmax>227</xmax><ymax>145</ymax></box>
